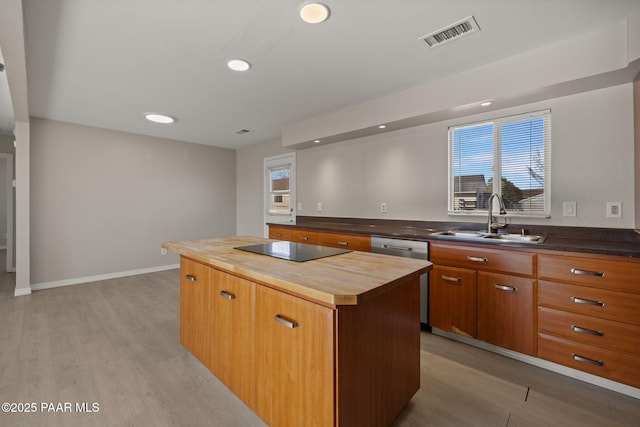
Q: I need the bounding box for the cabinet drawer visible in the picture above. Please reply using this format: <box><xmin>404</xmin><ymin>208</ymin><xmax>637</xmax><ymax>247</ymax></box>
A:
<box><xmin>319</xmin><ymin>232</ymin><xmax>370</xmax><ymax>252</ymax></box>
<box><xmin>289</xmin><ymin>228</ymin><xmax>320</xmax><ymax>244</ymax></box>
<box><xmin>538</xmin><ymin>280</ymin><xmax>640</xmax><ymax>324</ymax></box>
<box><xmin>539</xmin><ymin>254</ymin><xmax>640</xmax><ymax>293</ymax></box>
<box><xmin>538</xmin><ymin>306</ymin><xmax>640</xmax><ymax>356</ymax></box>
<box><xmin>268</xmin><ymin>226</ymin><xmax>291</xmax><ymax>240</ymax></box>
<box><xmin>430</xmin><ymin>243</ymin><xmax>535</xmax><ymax>276</ymax></box>
<box><xmin>538</xmin><ymin>333</ymin><xmax>640</xmax><ymax>389</ymax></box>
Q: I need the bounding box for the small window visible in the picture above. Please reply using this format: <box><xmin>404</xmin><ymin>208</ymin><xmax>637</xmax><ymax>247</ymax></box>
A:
<box><xmin>448</xmin><ymin>110</ymin><xmax>551</xmax><ymax>217</ymax></box>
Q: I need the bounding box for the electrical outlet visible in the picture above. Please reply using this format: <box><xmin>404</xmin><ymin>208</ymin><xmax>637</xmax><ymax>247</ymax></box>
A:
<box><xmin>160</xmin><ymin>247</ymin><xmax>168</xmax><ymax>256</ymax></box>
<box><xmin>606</xmin><ymin>202</ymin><xmax>622</xmax><ymax>218</ymax></box>
<box><xmin>380</xmin><ymin>202</ymin><xmax>388</xmax><ymax>214</ymax></box>
<box><xmin>297</xmin><ymin>202</ymin><xmax>303</xmax><ymax>211</ymax></box>
<box><xmin>316</xmin><ymin>202</ymin><xmax>322</xmax><ymax>212</ymax></box>
<box><xmin>563</xmin><ymin>201</ymin><xmax>576</xmax><ymax>217</ymax></box>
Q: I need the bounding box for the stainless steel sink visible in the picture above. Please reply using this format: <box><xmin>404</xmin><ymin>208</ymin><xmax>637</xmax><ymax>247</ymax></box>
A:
<box><xmin>431</xmin><ymin>230</ymin><xmax>545</xmax><ymax>244</ymax></box>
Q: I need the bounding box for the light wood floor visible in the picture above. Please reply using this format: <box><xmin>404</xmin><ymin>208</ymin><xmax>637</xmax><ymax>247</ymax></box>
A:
<box><xmin>1</xmin><ymin>265</ymin><xmax>638</xmax><ymax>427</ymax></box>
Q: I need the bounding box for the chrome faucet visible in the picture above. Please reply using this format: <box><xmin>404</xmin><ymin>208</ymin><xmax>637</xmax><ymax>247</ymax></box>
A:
<box><xmin>487</xmin><ymin>193</ymin><xmax>507</xmax><ymax>233</ymax></box>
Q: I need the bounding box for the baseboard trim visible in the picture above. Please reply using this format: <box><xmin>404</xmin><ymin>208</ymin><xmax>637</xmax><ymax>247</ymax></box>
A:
<box><xmin>30</xmin><ymin>264</ymin><xmax>180</xmax><ymax>291</ymax></box>
<box><xmin>14</xmin><ymin>287</ymin><xmax>32</xmax><ymax>297</ymax></box>
<box><xmin>431</xmin><ymin>328</ymin><xmax>640</xmax><ymax>400</ymax></box>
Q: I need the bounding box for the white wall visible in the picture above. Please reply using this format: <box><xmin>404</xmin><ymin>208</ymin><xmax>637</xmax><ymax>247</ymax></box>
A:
<box><xmin>30</xmin><ymin>118</ymin><xmax>236</xmax><ymax>285</ymax></box>
<box><xmin>241</xmin><ymin>83</ymin><xmax>635</xmax><ymax>230</ymax></box>
<box><xmin>236</xmin><ymin>138</ymin><xmax>293</xmax><ymax>237</ymax></box>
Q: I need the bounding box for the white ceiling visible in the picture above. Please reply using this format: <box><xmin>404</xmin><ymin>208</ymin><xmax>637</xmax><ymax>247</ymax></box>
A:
<box><xmin>2</xmin><ymin>0</ymin><xmax>639</xmax><ymax>147</ymax></box>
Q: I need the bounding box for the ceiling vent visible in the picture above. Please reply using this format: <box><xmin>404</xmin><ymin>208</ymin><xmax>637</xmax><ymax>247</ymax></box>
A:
<box><xmin>419</xmin><ymin>16</ymin><xmax>480</xmax><ymax>48</ymax></box>
<box><xmin>234</xmin><ymin>129</ymin><xmax>250</xmax><ymax>135</ymax></box>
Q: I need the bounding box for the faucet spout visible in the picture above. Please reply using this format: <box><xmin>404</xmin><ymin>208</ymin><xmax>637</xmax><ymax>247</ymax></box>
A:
<box><xmin>487</xmin><ymin>193</ymin><xmax>507</xmax><ymax>233</ymax></box>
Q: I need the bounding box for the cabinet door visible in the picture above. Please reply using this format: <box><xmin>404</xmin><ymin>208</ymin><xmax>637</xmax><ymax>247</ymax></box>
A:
<box><xmin>180</xmin><ymin>257</ymin><xmax>211</xmax><ymax>364</ymax></box>
<box><xmin>209</xmin><ymin>268</ymin><xmax>256</xmax><ymax>410</ymax></box>
<box><xmin>256</xmin><ymin>286</ymin><xmax>335</xmax><ymax>427</ymax></box>
<box><xmin>477</xmin><ymin>272</ymin><xmax>535</xmax><ymax>355</ymax></box>
<box><xmin>430</xmin><ymin>265</ymin><xmax>477</xmax><ymax>338</ymax></box>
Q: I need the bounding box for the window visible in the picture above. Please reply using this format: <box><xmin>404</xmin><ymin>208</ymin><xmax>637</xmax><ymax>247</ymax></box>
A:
<box><xmin>268</xmin><ymin>167</ymin><xmax>291</xmax><ymax>215</ymax></box>
<box><xmin>448</xmin><ymin>110</ymin><xmax>551</xmax><ymax>217</ymax></box>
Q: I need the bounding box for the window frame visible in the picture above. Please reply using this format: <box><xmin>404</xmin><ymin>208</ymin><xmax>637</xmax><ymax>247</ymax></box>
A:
<box><xmin>447</xmin><ymin>109</ymin><xmax>551</xmax><ymax>218</ymax></box>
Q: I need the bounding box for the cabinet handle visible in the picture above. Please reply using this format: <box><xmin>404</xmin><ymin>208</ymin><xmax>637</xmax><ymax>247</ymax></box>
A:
<box><xmin>300</xmin><ymin>236</ymin><xmax>309</xmax><ymax>241</ymax></box>
<box><xmin>571</xmin><ymin>296</ymin><xmax>605</xmax><ymax>307</ymax></box>
<box><xmin>276</xmin><ymin>233</ymin><xmax>283</xmax><ymax>237</ymax></box>
<box><xmin>185</xmin><ymin>274</ymin><xmax>197</xmax><ymax>282</ymax></box>
<box><xmin>572</xmin><ymin>353</ymin><xmax>604</xmax><ymax>367</ymax></box>
<box><xmin>275</xmin><ymin>314</ymin><xmax>299</xmax><ymax>329</ymax></box>
<box><xmin>466</xmin><ymin>256</ymin><xmax>488</xmax><ymax>263</ymax></box>
<box><xmin>571</xmin><ymin>325</ymin><xmax>604</xmax><ymax>337</ymax></box>
<box><xmin>219</xmin><ymin>290</ymin><xmax>236</xmax><ymax>300</ymax></box>
<box><xmin>494</xmin><ymin>284</ymin><xmax>517</xmax><ymax>292</ymax></box>
<box><xmin>337</xmin><ymin>241</ymin><xmax>349</xmax><ymax>246</ymax></box>
<box><xmin>571</xmin><ymin>268</ymin><xmax>605</xmax><ymax>277</ymax></box>
<box><xmin>441</xmin><ymin>275</ymin><xmax>461</xmax><ymax>283</ymax></box>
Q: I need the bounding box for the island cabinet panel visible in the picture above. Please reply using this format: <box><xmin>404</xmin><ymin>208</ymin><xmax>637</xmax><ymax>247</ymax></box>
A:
<box><xmin>430</xmin><ymin>265</ymin><xmax>477</xmax><ymax>338</ymax></box>
<box><xmin>477</xmin><ymin>272</ymin><xmax>536</xmax><ymax>356</ymax></box>
<box><xmin>256</xmin><ymin>285</ymin><xmax>335</xmax><ymax>427</ymax></box>
<box><xmin>180</xmin><ymin>257</ymin><xmax>211</xmax><ymax>365</ymax></box>
<box><xmin>208</xmin><ymin>268</ymin><xmax>256</xmax><ymax>410</ymax></box>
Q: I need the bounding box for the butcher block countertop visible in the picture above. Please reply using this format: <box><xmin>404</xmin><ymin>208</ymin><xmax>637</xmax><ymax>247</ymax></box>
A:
<box><xmin>162</xmin><ymin>236</ymin><xmax>432</xmax><ymax>307</ymax></box>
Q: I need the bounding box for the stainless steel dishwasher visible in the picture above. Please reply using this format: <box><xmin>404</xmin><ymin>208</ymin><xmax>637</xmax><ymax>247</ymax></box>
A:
<box><xmin>370</xmin><ymin>236</ymin><xmax>430</xmax><ymax>331</ymax></box>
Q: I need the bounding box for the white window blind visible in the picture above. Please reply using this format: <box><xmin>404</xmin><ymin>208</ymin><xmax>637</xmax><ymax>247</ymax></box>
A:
<box><xmin>448</xmin><ymin>110</ymin><xmax>551</xmax><ymax>217</ymax></box>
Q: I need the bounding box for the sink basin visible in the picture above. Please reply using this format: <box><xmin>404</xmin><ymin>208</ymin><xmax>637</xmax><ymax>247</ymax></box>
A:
<box><xmin>431</xmin><ymin>230</ymin><xmax>545</xmax><ymax>244</ymax></box>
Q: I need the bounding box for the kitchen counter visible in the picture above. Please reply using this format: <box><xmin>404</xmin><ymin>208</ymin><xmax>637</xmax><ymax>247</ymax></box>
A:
<box><xmin>277</xmin><ymin>216</ymin><xmax>640</xmax><ymax>258</ymax></box>
<box><xmin>162</xmin><ymin>235</ymin><xmax>432</xmax><ymax>306</ymax></box>
<box><xmin>163</xmin><ymin>235</ymin><xmax>431</xmax><ymax>426</ymax></box>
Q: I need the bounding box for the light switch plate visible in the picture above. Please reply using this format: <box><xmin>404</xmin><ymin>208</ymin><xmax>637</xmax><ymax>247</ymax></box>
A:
<box><xmin>563</xmin><ymin>201</ymin><xmax>576</xmax><ymax>217</ymax></box>
<box><xmin>606</xmin><ymin>202</ymin><xmax>622</xmax><ymax>218</ymax></box>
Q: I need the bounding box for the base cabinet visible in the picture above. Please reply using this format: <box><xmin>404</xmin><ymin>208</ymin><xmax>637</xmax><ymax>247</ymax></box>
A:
<box><xmin>477</xmin><ymin>272</ymin><xmax>535</xmax><ymax>356</ymax></box>
<box><xmin>256</xmin><ymin>285</ymin><xmax>335</xmax><ymax>427</ymax></box>
<box><xmin>180</xmin><ymin>257</ymin><xmax>211</xmax><ymax>365</ymax></box>
<box><xmin>430</xmin><ymin>265</ymin><xmax>477</xmax><ymax>337</ymax></box>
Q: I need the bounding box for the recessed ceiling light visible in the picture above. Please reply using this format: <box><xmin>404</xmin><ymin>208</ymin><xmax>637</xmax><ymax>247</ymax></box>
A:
<box><xmin>144</xmin><ymin>113</ymin><xmax>176</xmax><ymax>124</ymax></box>
<box><xmin>314</xmin><ymin>139</ymin><xmax>321</xmax><ymax>143</ymax></box>
<box><xmin>480</xmin><ymin>101</ymin><xmax>492</xmax><ymax>107</ymax></box>
<box><xmin>378</xmin><ymin>125</ymin><xmax>387</xmax><ymax>129</ymax></box>
<box><xmin>227</xmin><ymin>59</ymin><xmax>251</xmax><ymax>71</ymax></box>
<box><xmin>299</xmin><ymin>2</ymin><xmax>331</xmax><ymax>24</ymax></box>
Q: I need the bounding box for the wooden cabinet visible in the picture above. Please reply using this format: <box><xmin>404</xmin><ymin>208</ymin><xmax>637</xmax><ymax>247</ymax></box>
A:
<box><xmin>477</xmin><ymin>272</ymin><xmax>535</xmax><ymax>355</ymax></box>
<box><xmin>208</xmin><ymin>268</ymin><xmax>256</xmax><ymax>410</ymax></box>
<box><xmin>537</xmin><ymin>253</ymin><xmax>640</xmax><ymax>388</ymax></box>
<box><xmin>430</xmin><ymin>265</ymin><xmax>477</xmax><ymax>337</ymax></box>
<box><xmin>180</xmin><ymin>257</ymin><xmax>211</xmax><ymax>365</ymax></box>
<box><xmin>268</xmin><ymin>224</ymin><xmax>371</xmax><ymax>252</ymax></box>
<box><xmin>256</xmin><ymin>285</ymin><xmax>335</xmax><ymax>427</ymax></box>
<box><xmin>430</xmin><ymin>243</ymin><xmax>536</xmax><ymax>354</ymax></box>
<box><xmin>268</xmin><ymin>225</ymin><xmax>290</xmax><ymax>240</ymax></box>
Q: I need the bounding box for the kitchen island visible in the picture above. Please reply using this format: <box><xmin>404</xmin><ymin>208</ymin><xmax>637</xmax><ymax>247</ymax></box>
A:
<box><xmin>162</xmin><ymin>236</ymin><xmax>432</xmax><ymax>427</ymax></box>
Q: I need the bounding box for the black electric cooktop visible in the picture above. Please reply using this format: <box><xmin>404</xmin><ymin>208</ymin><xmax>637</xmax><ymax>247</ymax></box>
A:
<box><xmin>235</xmin><ymin>241</ymin><xmax>351</xmax><ymax>262</ymax></box>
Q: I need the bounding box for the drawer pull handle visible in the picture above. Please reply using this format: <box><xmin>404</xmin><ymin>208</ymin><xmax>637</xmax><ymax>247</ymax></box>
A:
<box><xmin>275</xmin><ymin>314</ymin><xmax>299</xmax><ymax>329</ymax></box>
<box><xmin>572</xmin><ymin>353</ymin><xmax>604</xmax><ymax>367</ymax></box>
<box><xmin>276</xmin><ymin>233</ymin><xmax>283</xmax><ymax>237</ymax></box>
<box><xmin>219</xmin><ymin>290</ymin><xmax>236</xmax><ymax>300</ymax></box>
<box><xmin>494</xmin><ymin>284</ymin><xmax>517</xmax><ymax>292</ymax></box>
<box><xmin>467</xmin><ymin>256</ymin><xmax>488</xmax><ymax>263</ymax></box>
<box><xmin>300</xmin><ymin>236</ymin><xmax>309</xmax><ymax>241</ymax></box>
<box><xmin>442</xmin><ymin>275</ymin><xmax>461</xmax><ymax>283</ymax></box>
<box><xmin>337</xmin><ymin>241</ymin><xmax>349</xmax><ymax>246</ymax></box>
<box><xmin>185</xmin><ymin>274</ymin><xmax>197</xmax><ymax>282</ymax></box>
<box><xmin>571</xmin><ymin>296</ymin><xmax>605</xmax><ymax>307</ymax></box>
<box><xmin>571</xmin><ymin>325</ymin><xmax>604</xmax><ymax>337</ymax></box>
<box><xmin>571</xmin><ymin>268</ymin><xmax>605</xmax><ymax>277</ymax></box>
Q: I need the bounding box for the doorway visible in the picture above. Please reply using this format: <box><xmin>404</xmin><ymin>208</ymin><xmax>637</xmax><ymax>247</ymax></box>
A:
<box><xmin>0</xmin><ymin>154</ymin><xmax>14</xmax><ymax>272</ymax></box>
<box><xmin>264</xmin><ymin>153</ymin><xmax>296</xmax><ymax>237</ymax></box>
